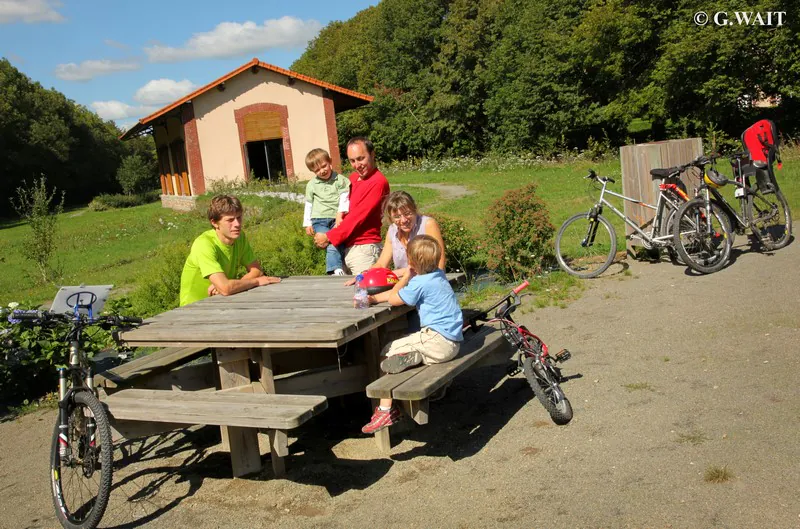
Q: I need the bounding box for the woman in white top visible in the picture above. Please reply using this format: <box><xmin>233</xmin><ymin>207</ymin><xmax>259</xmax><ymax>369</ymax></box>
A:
<box><xmin>375</xmin><ymin>190</ymin><xmax>446</xmax><ymax>277</ymax></box>
<box><xmin>347</xmin><ymin>191</ymin><xmax>446</xmax><ymax>283</ymax></box>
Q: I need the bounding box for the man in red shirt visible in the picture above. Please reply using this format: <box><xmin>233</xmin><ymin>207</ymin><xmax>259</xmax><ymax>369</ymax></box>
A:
<box><xmin>314</xmin><ymin>137</ymin><xmax>390</xmax><ymax>275</ymax></box>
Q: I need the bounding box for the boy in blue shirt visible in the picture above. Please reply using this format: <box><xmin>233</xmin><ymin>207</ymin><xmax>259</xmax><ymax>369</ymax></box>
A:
<box><xmin>362</xmin><ymin>234</ymin><xmax>463</xmax><ymax>434</ymax></box>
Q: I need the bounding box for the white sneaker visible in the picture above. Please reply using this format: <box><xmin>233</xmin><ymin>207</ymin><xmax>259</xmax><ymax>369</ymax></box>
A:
<box><xmin>333</xmin><ymin>268</ymin><xmax>345</xmax><ymax>276</ymax></box>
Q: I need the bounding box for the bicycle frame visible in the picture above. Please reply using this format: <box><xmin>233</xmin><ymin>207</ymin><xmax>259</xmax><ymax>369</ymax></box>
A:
<box><xmin>694</xmin><ymin>156</ymin><xmax>767</xmax><ymax>233</ymax></box>
<box><xmin>589</xmin><ymin>178</ymin><xmax>688</xmax><ymax>247</ymax></box>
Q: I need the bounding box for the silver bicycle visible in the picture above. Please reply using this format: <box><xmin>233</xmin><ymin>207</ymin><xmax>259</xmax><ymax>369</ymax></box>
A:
<box><xmin>555</xmin><ymin>168</ymin><xmax>692</xmax><ymax>278</ymax></box>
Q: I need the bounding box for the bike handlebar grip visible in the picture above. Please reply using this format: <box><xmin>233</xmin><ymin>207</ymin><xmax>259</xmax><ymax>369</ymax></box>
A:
<box><xmin>120</xmin><ymin>316</ymin><xmax>143</xmax><ymax>324</ymax></box>
<box><xmin>12</xmin><ymin>310</ymin><xmax>43</xmax><ymax>321</ymax></box>
<box><xmin>512</xmin><ymin>281</ymin><xmax>530</xmax><ymax>295</ymax></box>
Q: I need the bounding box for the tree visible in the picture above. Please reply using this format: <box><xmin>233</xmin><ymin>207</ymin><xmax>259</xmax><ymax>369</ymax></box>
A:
<box><xmin>10</xmin><ymin>176</ymin><xmax>65</xmax><ymax>283</ymax></box>
<box><xmin>116</xmin><ymin>154</ymin><xmax>154</xmax><ymax>195</ymax></box>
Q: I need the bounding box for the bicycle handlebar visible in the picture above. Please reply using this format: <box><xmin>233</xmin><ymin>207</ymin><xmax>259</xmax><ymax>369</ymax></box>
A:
<box><xmin>9</xmin><ymin>310</ymin><xmax>142</xmax><ymax>327</ymax></box>
<box><xmin>512</xmin><ymin>281</ymin><xmax>529</xmax><ymax>295</ymax></box>
<box><xmin>585</xmin><ymin>170</ymin><xmax>615</xmax><ymax>184</ymax></box>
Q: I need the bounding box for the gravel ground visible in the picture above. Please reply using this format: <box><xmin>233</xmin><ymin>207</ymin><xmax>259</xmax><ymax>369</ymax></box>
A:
<box><xmin>1</xmin><ymin>238</ymin><xmax>798</xmax><ymax>529</ymax></box>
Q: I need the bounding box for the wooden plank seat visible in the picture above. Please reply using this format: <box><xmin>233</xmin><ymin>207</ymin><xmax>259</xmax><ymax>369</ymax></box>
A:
<box><xmin>102</xmin><ymin>388</ymin><xmax>328</xmax><ymax>477</ymax></box>
<box><xmin>365</xmin><ymin>325</ymin><xmax>510</xmax><ymax>430</ymax></box>
<box><xmin>95</xmin><ymin>346</ymin><xmax>208</xmax><ymax>389</ymax></box>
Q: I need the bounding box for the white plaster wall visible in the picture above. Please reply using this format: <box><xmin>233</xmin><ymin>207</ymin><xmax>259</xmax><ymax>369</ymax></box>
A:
<box><xmin>193</xmin><ymin>69</ymin><xmax>330</xmax><ymax>184</ymax></box>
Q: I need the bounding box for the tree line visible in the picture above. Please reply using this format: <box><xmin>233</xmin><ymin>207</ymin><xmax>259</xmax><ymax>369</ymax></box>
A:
<box><xmin>0</xmin><ymin>58</ymin><xmax>155</xmax><ymax>218</ymax></box>
<box><xmin>291</xmin><ymin>0</ymin><xmax>799</xmax><ymax>161</ymax></box>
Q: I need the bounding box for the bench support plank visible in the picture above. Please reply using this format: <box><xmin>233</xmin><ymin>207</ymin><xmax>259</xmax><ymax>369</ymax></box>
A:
<box><xmin>399</xmin><ymin>399</ymin><xmax>429</xmax><ymax>425</ymax></box>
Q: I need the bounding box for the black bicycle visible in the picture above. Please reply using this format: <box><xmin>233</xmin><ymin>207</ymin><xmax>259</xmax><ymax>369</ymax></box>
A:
<box><xmin>466</xmin><ymin>281</ymin><xmax>573</xmax><ymax>424</ymax></box>
<box><xmin>7</xmin><ymin>293</ymin><xmax>141</xmax><ymax>529</ymax></box>
<box><xmin>673</xmin><ymin>153</ymin><xmax>791</xmax><ymax>274</ymax></box>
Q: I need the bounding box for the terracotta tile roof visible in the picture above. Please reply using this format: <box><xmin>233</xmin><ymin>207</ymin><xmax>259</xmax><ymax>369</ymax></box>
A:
<box><xmin>121</xmin><ymin>58</ymin><xmax>373</xmax><ymax>140</ymax></box>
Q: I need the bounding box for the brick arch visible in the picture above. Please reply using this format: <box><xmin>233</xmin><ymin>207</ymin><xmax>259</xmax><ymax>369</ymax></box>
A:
<box><xmin>234</xmin><ymin>103</ymin><xmax>294</xmax><ymax>180</ymax></box>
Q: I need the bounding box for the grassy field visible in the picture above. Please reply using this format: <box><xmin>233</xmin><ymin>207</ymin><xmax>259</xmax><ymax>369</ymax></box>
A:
<box><xmin>1</xmin><ymin>153</ymin><xmax>798</xmax><ymax>309</ymax></box>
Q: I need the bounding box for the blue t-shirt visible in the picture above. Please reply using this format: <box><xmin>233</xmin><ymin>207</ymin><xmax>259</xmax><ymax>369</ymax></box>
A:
<box><xmin>398</xmin><ymin>269</ymin><xmax>463</xmax><ymax>342</ymax></box>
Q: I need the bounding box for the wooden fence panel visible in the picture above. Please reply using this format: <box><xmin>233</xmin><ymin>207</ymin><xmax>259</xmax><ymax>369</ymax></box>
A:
<box><xmin>619</xmin><ymin>138</ymin><xmax>703</xmax><ymax>252</ymax></box>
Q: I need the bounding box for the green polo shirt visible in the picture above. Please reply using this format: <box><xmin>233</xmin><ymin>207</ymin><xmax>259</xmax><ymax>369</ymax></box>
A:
<box><xmin>179</xmin><ymin>229</ymin><xmax>256</xmax><ymax>306</ymax></box>
<box><xmin>305</xmin><ymin>172</ymin><xmax>349</xmax><ymax>219</ymax></box>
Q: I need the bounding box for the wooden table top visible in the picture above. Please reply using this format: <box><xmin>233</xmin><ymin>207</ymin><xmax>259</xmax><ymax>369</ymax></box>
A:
<box><xmin>118</xmin><ymin>274</ymin><xmax>465</xmax><ymax>349</ymax></box>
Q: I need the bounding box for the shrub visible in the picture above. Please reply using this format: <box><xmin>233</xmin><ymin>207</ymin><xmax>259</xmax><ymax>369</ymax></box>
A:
<box><xmin>251</xmin><ymin>212</ymin><xmax>326</xmax><ymax>277</ymax></box>
<box><xmin>88</xmin><ymin>191</ymin><xmax>160</xmax><ymax>211</ymax></box>
<box><xmin>0</xmin><ymin>303</ymin><xmax>104</xmax><ymax>407</ymax></box>
<box><xmin>10</xmin><ymin>176</ymin><xmax>65</xmax><ymax>283</ymax></box>
<box><xmin>484</xmin><ymin>182</ymin><xmax>555</xmax><ymax>281</ymax></box>
<box><xmin>116</xmin><ymin>154</ymin><xmax>155</xmax><ymax>195</ymax></box>
<box><xmin>431</xmin><ymin>213</ymin><xmax>480</xmax><ymax>275</ymax></box>
<box><xmin>122</xmin><ymin>240</ymin><xmax>192</xmax><ymax>318</ymax></box>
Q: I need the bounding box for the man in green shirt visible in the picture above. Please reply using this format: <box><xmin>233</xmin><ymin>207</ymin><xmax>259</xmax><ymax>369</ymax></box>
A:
<box><xmin>179</xmin><ymin>195</ymin><xmax>280</xmax><ymax>306</ymax></box>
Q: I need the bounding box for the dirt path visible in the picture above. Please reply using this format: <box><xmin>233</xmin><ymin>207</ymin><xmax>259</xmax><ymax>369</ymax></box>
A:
<box><xmin>2</xmin><ymin>240</ymin><xmax>798</xmax><ymax>529</ymax></box>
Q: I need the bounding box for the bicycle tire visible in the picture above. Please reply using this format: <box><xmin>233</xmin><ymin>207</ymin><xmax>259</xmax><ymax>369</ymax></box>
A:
<box><xmin>522</xmin><ymin>356</ymin><xmax>573</xmax><ymax>425</ymax></box>
<box><xmin>748</xmin><ymin>190</ymin><xmax>792</xmax><ymax>250</ymax></box>
<box><xmin>50</xmin><ymin>391</ymin><xmax>113</xmax><ymax>529</ymax></box>
<box><xmin>672</xmin><ymin>198</ymin><xmax>733</xmax><ymax>274</ymax></box>
<box><xmin>660</xmin><ymin>207</ymin><xmax>682</xmax><ymax>264</ymax></box>
<box><xmin>555</xmin><ymin>212</ymin><xmax>617</xmax><ymax>278</ymax></box>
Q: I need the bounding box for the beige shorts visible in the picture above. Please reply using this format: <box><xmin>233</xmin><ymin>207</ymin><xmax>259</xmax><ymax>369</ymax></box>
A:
<box><xmin>382</xmin><ymin>327</ymin><xmax>460</xmax><ymax>365</ymax></box>
<box><xmin>343</xmin><ymin>243</ymin><xmax>381</xmax><ymax>275</ymax></box>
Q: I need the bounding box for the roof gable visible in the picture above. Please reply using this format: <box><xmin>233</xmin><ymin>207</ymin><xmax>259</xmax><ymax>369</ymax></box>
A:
<box><xmin>121</xmin><ymin>58</ymin><xmax>372</xmax><ymax>139</ymax></box>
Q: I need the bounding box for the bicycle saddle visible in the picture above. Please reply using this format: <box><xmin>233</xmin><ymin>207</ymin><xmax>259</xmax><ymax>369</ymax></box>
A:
<box><xmin>650</xmin><ymin>168</ymin><xmax>678</xmax><ymax>178</ymax></box>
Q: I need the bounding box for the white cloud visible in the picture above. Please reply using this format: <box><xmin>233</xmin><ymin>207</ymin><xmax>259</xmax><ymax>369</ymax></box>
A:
<box><xmin>103</xmin><ymin>39</ymin><xmax>129</xmax><ymax>50</ymax></box>
<box><xmin>133</xmin><ymin>79</ymin><xmax>198</xmax><ymax>105</ymax></box>
<box><xmin>0</xmin><ymin>0</ymin><xmax>64</xmax><ymax>24</ymax></box>
<box><xmin>90</xmin><ymin>100</ymin><xmax>158</xmax><ymax>121</ymax></box>
<box><xmin>54</xmin><ymin>59</ymin><xmax>140</xmax><ymax>81</ymax></box>
<box><xmin>145</xmin><ymin>16</ymin><xmax>322</xmax><ymax>63</ymax></box>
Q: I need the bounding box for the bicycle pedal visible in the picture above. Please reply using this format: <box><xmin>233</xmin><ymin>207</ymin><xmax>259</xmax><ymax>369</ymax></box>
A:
<box><xmin>506</xmin><ymin>363</ymin><xmax>521</xmax><ymax>377</ymax></box>
<box><xmin>555</xmin><ymin>349</ymin><xmax>571</xmax><ymax>363</ymax></box>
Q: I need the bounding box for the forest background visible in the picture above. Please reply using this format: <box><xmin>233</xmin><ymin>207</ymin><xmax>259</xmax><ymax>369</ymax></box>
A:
<box><xmin>2</xmin><ymin>0</ymin><xmax>798</xmax><ymax>217</ymax></box>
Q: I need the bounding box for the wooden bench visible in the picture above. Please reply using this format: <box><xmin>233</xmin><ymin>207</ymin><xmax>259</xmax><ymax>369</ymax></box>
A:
<box><xmin>102</xmin><ymin>388</ymin><xmax>327</xmax><ymax>477</ymax></box>
<box><xmin>365</xmin><ymin>324</ymin><xmax>511</xmax><ymax>448</ymax></box>
<box><xmin>95</xmin><ymin>346</ymin><xmax>209</xmax><ymax>389</ymax></box>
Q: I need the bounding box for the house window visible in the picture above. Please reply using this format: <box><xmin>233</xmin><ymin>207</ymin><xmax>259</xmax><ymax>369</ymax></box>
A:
<box><xmin>246</xmin><ymin>139</ymin><xmax>286</xmax><ymax>182</ymax></box>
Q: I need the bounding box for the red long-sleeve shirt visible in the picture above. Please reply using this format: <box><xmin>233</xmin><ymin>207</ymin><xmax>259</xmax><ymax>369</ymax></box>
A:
<box><xmin>325</xmin><ymin>168</ymin><xmax>389</xmax><ymax>247</ymax></box>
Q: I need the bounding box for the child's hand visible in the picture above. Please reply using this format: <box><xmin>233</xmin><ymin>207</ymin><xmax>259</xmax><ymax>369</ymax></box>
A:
<box><xmin>367</xmin><ymin>294</ymin><xmax>378</xmax><ymax>305</ymax></box>
<box><xmin>305</xmin><ymin>226</ymin><xmax>315</xmax><ymax>236</ymax></box>
<box><xmin>334</xmin><ymin>213</ymin><xmax>344</xmax><ymax>228</ymax></box>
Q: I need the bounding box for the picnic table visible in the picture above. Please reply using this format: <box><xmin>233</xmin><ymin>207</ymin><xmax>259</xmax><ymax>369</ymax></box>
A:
<box><xmin>109</xmin><ymin>274</ymin><xmax>465</xmax><ymax>477</ymax></box>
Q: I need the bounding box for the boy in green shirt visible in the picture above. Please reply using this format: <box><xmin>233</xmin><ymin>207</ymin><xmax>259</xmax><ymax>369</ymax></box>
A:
<box><xmin>179</xmin><ymin>195</ymin><xmax>280</xmax><ymax>306</ymax></box>
<box><xmin>302</xmin><ymin>148</ymin><xmax>350</xmax><ymax>275</ymax></box>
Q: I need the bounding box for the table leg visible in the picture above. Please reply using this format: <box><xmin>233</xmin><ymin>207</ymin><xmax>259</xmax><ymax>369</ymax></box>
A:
<box><xmin>257</xmin><ymin>349</ymin><xmax>285</xmax><ymax>471</ymax></box>
<box><xmin>365</xmin><ymin>328</ymin><xmax>392</xmax><ymax>453</ymax></box>
<box><xmin>214</xmin><ymin>347</ymin><xmax>262</xmax><ymax>477</ymax></box>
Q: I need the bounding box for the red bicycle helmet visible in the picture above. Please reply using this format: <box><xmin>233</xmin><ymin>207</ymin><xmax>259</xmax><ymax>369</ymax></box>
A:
<box><xmin>357</xmin><ymin>268</ymin><xmax>399</xmax><ymax>294</ymax></box>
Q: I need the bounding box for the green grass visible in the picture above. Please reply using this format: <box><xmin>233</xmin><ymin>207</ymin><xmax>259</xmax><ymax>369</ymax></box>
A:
<box><xmin>623</xmin><ymin>382</ymin><xmax>654</xmax><ymax>392</ymax></box>
<box><xmin>0</xmin><ymin>196</ymin><xmax>299</xmax><ymax>306</ymax></box>
<box><xmin>2</xmin><ymin>153</ymin><xmax>798</xmax><ymax>308</ymax></box>
<box><xmin>676</xmin><ymin>430</ymin><xmax>710</xmax><ymax>445</ymax></box>
<box><xmin>704</xmin><ymin>465</ymin><xmax>733</xmax><ymax>483</ymax></box>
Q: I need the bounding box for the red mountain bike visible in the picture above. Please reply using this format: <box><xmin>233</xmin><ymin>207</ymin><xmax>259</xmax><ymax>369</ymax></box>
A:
<box><xmin>466</xmin><ymin>281</ymin><xmax>573</xmax><ymax>424</ymax></box>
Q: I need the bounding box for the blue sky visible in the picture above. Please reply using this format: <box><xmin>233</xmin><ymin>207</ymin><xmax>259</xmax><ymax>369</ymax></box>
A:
<box><xmin>0</xmin><ymin>0</ymin><xmax>377</xmax><ymax>130</ymax></box>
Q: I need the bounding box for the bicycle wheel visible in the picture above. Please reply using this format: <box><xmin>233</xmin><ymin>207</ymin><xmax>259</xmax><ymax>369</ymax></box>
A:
<box><xmin>672</xmin><ymin>198</ymin><xmax>732</xmax><ymax>274</ymax></box>
<box><xmin>555</xmin><ymin>212</ymin><xmax>617</xmax><ymax>278</ymax></box>
<box><xmin>748</xmin><ymin>190</ymin><xmax>792</xmax><ymax>250</ymax></box>
<box><xmin>522</xmin><ymin>356</ymin><xmax>573</xmax><ymax>425</ymax></box>
<box><xmin>660</xmin><ymin>207</ymin><xmax>682</xmax><ymax>264</ymax></box>
<box><xmin>50</xmin><ymin>391</ymin><xmax>113</xmax><ymax>529</ymax></box>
